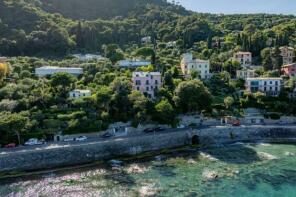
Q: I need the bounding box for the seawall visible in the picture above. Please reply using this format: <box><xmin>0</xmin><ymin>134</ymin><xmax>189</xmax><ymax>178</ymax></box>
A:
<box><xmin>0</xmin><ymin>126</ymin><xmax>296</xmax><ymax>173</ymax></box>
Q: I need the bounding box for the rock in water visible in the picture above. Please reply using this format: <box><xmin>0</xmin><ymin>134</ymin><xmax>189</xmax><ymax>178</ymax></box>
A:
<box><xmin>258</xmin><ymin>152</ymin><xmax>278</xmax><ymax>160</ymax></box>
<box><xmin>202</xmin><ymin>169</ymin><xmax>219</xmax><ymax>180</ymax></box>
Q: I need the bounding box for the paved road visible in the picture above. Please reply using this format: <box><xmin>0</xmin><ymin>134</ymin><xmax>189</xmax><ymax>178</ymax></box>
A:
<box><xmin>1</xmin><ymin>124</ymin><xmax>296</xmax><ymax>155</ymax></box>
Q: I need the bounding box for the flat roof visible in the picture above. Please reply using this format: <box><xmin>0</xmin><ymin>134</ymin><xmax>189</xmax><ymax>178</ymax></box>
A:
<box><xmin>246</xmin><ymin>77</ymin><xmax>282</xmax><ymax>80</ymax></box>
<box><xmin>71</xmin><ymin>89</ymin><xmax>91</xmax><ymax>93</ymax></box>
<box><xmin>133</xmin><ymin>72</ymin><xmax>161</xmax><ymax>77</ymax></box>
<box><xmin>37</xmin><ymin>66</ymin><xmax>82</xmax><ymax>69</ymax></box>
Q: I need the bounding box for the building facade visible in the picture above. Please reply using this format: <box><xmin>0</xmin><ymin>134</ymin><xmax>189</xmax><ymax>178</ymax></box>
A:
<box><xmin>280</xmin><ymin>46</ymin><xmax>295</xmax><ymax>65</ymax></box>
<box><xmin>245</xmin><ymin>78</ymin><xmax>283</xmax><ymax>97</ymax></box>
<box><xmin>233</xmin><ymin>52</ymin><xmax>252</xmax><ymax>67</ymax></box>
<box><xmin>236</xmin><ymin>69</ymin><xmax>256</xmax><ymax>79</ymax></box>
<box><xmin>118</xmin><ymin>60</ymin><xmax>151</xmax><ymax>68</ymax></box>
<box><xmin>69</xmin><ymin>90</ymin><xmax>91</xmax><ymax>99</ymax></box>
<box><xmin>281</xmin><ymin>63</ymin><xmax>296</xmax><ymax>77</ymax></box>
<box><xmin>35</xmin><ymin>66</ymin><xmax>83</xmax><ymax>77</ymax></box>
<box><xmin>180</xmin><ymin>53</ymin><xmax>210</xmax><ymax>79</ymax></box>
<box><xmin>132</xmin><ymin>72</ymin><xmax>162</xmax><ymax>99</ymax></box>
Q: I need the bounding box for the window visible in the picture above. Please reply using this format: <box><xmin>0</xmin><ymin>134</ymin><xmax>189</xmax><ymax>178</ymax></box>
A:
<box><xmin>269</xmin><ymin>81</ymin><xmax>272</xmax><ymax>85</ymax></box>
<box><xmin>146</xmin><ymin>87</ymin><xmax>149</xmax><ymax>91</ymax></box>
<box><xmin>137</xmin><ymin>87</ymin><xmax>140</xmax><ymax>91</ymax></box>
<box><xmin>264</xmin><ymin>81</ymin><xmax>267</xmax><ymax>86</ymax></box>
<box><xmin>146</xmin><ymin>80</ymin><xmax>149</xmax><ymax>85</ymax></box>
<box><xmin>155</xmin><ymin>80</ymin><xmax>158</xmax><ymax>85</ymax></box>
<box><xmin>275</xmin><ymin>87</ymin><xmax>278</xmax><ymax>91</ymax></box>
<box><xmin>136</xmin><ymin>80</ymin><xmax>141</xmax><ymax>85</ymax></box>
<box><xmin>270</xmin><ymin>87</ymin><xmax>272</xmax><ymax>91</ymax></box>
<box><xmin>275</xmin><ymin>81</ymin><xmax>278</xmax><ymax>85</ymax></box>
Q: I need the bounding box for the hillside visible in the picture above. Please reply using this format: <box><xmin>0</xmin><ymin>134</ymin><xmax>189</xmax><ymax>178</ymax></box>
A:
<box><xmin>35</xmin><ymin>0</ymin><xmax>189</xmax><ymax>20</ymax></box>
<box><xmin>0</xmin><ymin>0</ymin><xmax>295</xmax><ymax>57</ymax></box>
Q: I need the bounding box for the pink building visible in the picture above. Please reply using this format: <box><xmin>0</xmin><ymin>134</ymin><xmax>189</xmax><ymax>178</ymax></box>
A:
<box><xmin>282</xmin><ymin>63</ymin><xmax>296</xmax><ymax>77</ymax></box>
<box><xmin>132</xmin><ymin>72</ymin><xmax>162</xmax><ymax>99</ymax></box>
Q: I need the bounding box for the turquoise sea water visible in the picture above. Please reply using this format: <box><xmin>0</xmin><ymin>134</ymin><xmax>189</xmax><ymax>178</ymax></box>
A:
<box><xmin>1</xmin><ymin>143</ymin><xmax>296</xmax><ymax>197</ymax></box>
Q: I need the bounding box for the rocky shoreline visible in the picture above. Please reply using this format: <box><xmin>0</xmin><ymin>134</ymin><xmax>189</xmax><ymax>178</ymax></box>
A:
<box><xmin>0</xmin><ymin>125</ymin><xmax>296</xmax><ymax>174</ymax></box>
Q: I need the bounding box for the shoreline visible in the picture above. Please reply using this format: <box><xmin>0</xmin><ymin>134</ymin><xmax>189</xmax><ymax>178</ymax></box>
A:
<box><xmin>1</xmin><ymin>125</ymin><xmax>296</xmax><ymax>175</ymax></box>
<box><xmin>1</xmin><ymin>139</ymin><xmax>296</xmax><ymax>181</ymax></box>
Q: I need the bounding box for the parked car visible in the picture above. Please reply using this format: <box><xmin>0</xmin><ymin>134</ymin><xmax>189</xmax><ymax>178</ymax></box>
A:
<box><xmin>75</xmin><ymin>136</ymin><xmax>88</xmax><ymax>142</ymax></box>
<box><xmin>63</xmin><ymin>138</ymin><xmax>75</xmax><ymax>142</ymax></box>
<box><xmin>101</xmin><ymin>132</ymin><xmax>113</xmax><ymax>139</ymax></box>
<box><xmin>144</xmin><ymin>127</ymin><xmax>165</xmax><ymax>133</ymax></box>
<box><xmin>4</xmin><ymin>143</ymin><xmax>16</xmax><ymax>148</ymax></box>
<box><xmin>177</xmin><ymin>124</ymin><xmax>186</xmax><ymax>129</ymax></box>
<box><xmin>24</xmin><ymin>138</ymin><xmax>45</xmax><ymax>146</ymax></box>
<box><xmin>143</xmin><ymin>128</ymin><xmax>155</xmax><ymax>133</ymax></box>
<box><xmin>232</xmin><ymin>120</ymin><xmax>241</xmax><ymax>127</ymax></box>
<box><xmin>154</xmin><ymin>127</ymin><xmax>165</xmax><ymax>132</ymax></box>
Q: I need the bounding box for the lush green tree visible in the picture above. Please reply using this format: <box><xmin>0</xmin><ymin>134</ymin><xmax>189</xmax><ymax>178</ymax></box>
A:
<box><xmin>173</xmin><ymin>80</ymin><xmax>212</xmax><ymax>113</ymax></box>
<box><xmin>0</xmin><ymin>112</ymin><xmax>29</xmax><ymax>145</ymax></box>
<box><xmin>224</xmin><ymin>96</ymin><xmax>235</xmax><ymax>109</ymax></box>
<box><xmin>102</xmin><ymin>44</ymin><xmax>124</xmax><ymax>63</ymax></box>
<box><xmin>153</xmin><ymin>99</ymin><xmax>175</xmax><ymax>124</ymax></box>
<box><xmin>109</xmin><ymin>77</ymin><xmax>132</xmax><ymax>121</ymax></box>
<box><xmin>50</xmin><ymin>72</ymin><xmax>77</xmax><ymax>98</ymax></box>
<box><xmin>128</xmin><ymin>91</ymin><xmax>149</xmax><ymax>125</ymax></box>
<box><xmin>134</xmin><ymin>47</ymin><xmax>156</xmax><ymax>64</ymax></box>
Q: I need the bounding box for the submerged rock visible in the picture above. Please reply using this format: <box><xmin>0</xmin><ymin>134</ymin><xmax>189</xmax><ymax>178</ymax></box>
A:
<box><xmin>284</xmin><ymin>152</ymin><xmax>295</xmax><ymax>156</ymax></box>
<box><xmin>126</xmin><ymin>164</ymin><xmax>149</xmax><ymax>174</ymax></box>
<box><xmin>202</xmin><ymin>169</ymin><xmax>219</xmax><ymax>180</ymax></box>
<box><xmin>258</xmin><ymin>152</ymin><xmax>278</xmax><ymax>160</ymax></box>
<box><xmin>199</xmin><ymin>152</ymin><xmax>218</xmax><ymax>161</ymax></box>
<box><xmin>138</xmin><ymin>183</ymin><xmax>161</xmax><ymax>197</ymax></box>
<box><xmin>187</xmin><ymin>158</ymin><xmax>197</xmax><ymax>164</ymax></box>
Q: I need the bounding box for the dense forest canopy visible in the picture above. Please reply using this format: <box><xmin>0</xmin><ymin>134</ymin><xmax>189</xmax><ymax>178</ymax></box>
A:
<box><xmin>0</xmin><ymin>0</ymin><xmax>295</xmax><ymax>57</ymax></box>
<box><xmin>1</xmin><ymin>0</ymin><xmax>296</xmax><ymax>145</ymax></box>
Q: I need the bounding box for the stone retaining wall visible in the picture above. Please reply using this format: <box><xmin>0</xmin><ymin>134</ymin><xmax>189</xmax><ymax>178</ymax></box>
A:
<box><xmin>1</xmin><ymin>126</ymin><xmax>296</xmax><ymax>173</ymax></box>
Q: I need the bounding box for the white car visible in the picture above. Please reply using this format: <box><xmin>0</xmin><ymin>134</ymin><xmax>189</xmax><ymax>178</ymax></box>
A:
<box><xmin>75</xmin><ymin>136</ymin><xmax>87</xmax><ymax>142</ymax></box>
<box><xmin>24</xmin><ymin>138</ymin><xmax>45</xmax><ymax>146</ymax></box>
<box><xmin>63</xmin><ymin>138</ymin><xmax>75</xmax><ymax>142</ymax></box>
<box><xmin>177</xmin><ymin>124</ymin><xmax>186</xmax><ymax>129</ymax></box>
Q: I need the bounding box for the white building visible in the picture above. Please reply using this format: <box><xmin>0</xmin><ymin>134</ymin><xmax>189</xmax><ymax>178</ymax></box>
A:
<box><xmin>118</xmin><ymin>60</ymin><xmax>151</xmax><ymax>68</ymax></box>
<box><xmin>72</xmin><ymin>54</ymin><xmax>103</xmax><ymax>61</ymax></box>
<box><xmin>245</xmin><ymin>78</ymin><xmax>283</xmax><ymax>97</ymax></box>
<box><xmin>69</xmin><ymin>90</ymin><xmax>91</xmax><ymax>99</ymax></box>
<box><xmin>132</xmin><ymin>72</ymin><xmax>162</xmax><ymax>99</ymax></box>
<box><xmin>233</xmin><ymin>52</ymin><xmax>252</xmax><ymax>67</ymax></box>
<box><xmin>236</xmin><ymin>69</ymin><xmax>256</xmax><ymax>79</ymax></box>
<box><xmin>35</xmin><ymin>66</ymin><xmax>83</xmax><ymax>77</ymax></box>
<box><xmin>180</xmin><ymin>53</ymin><xmax>210</xmax><ymax>79</ymax></box>
<box><xmin>280</xmin><ymin>46</ymin><xmax>295</xmax><ymax>65</ymax></box>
